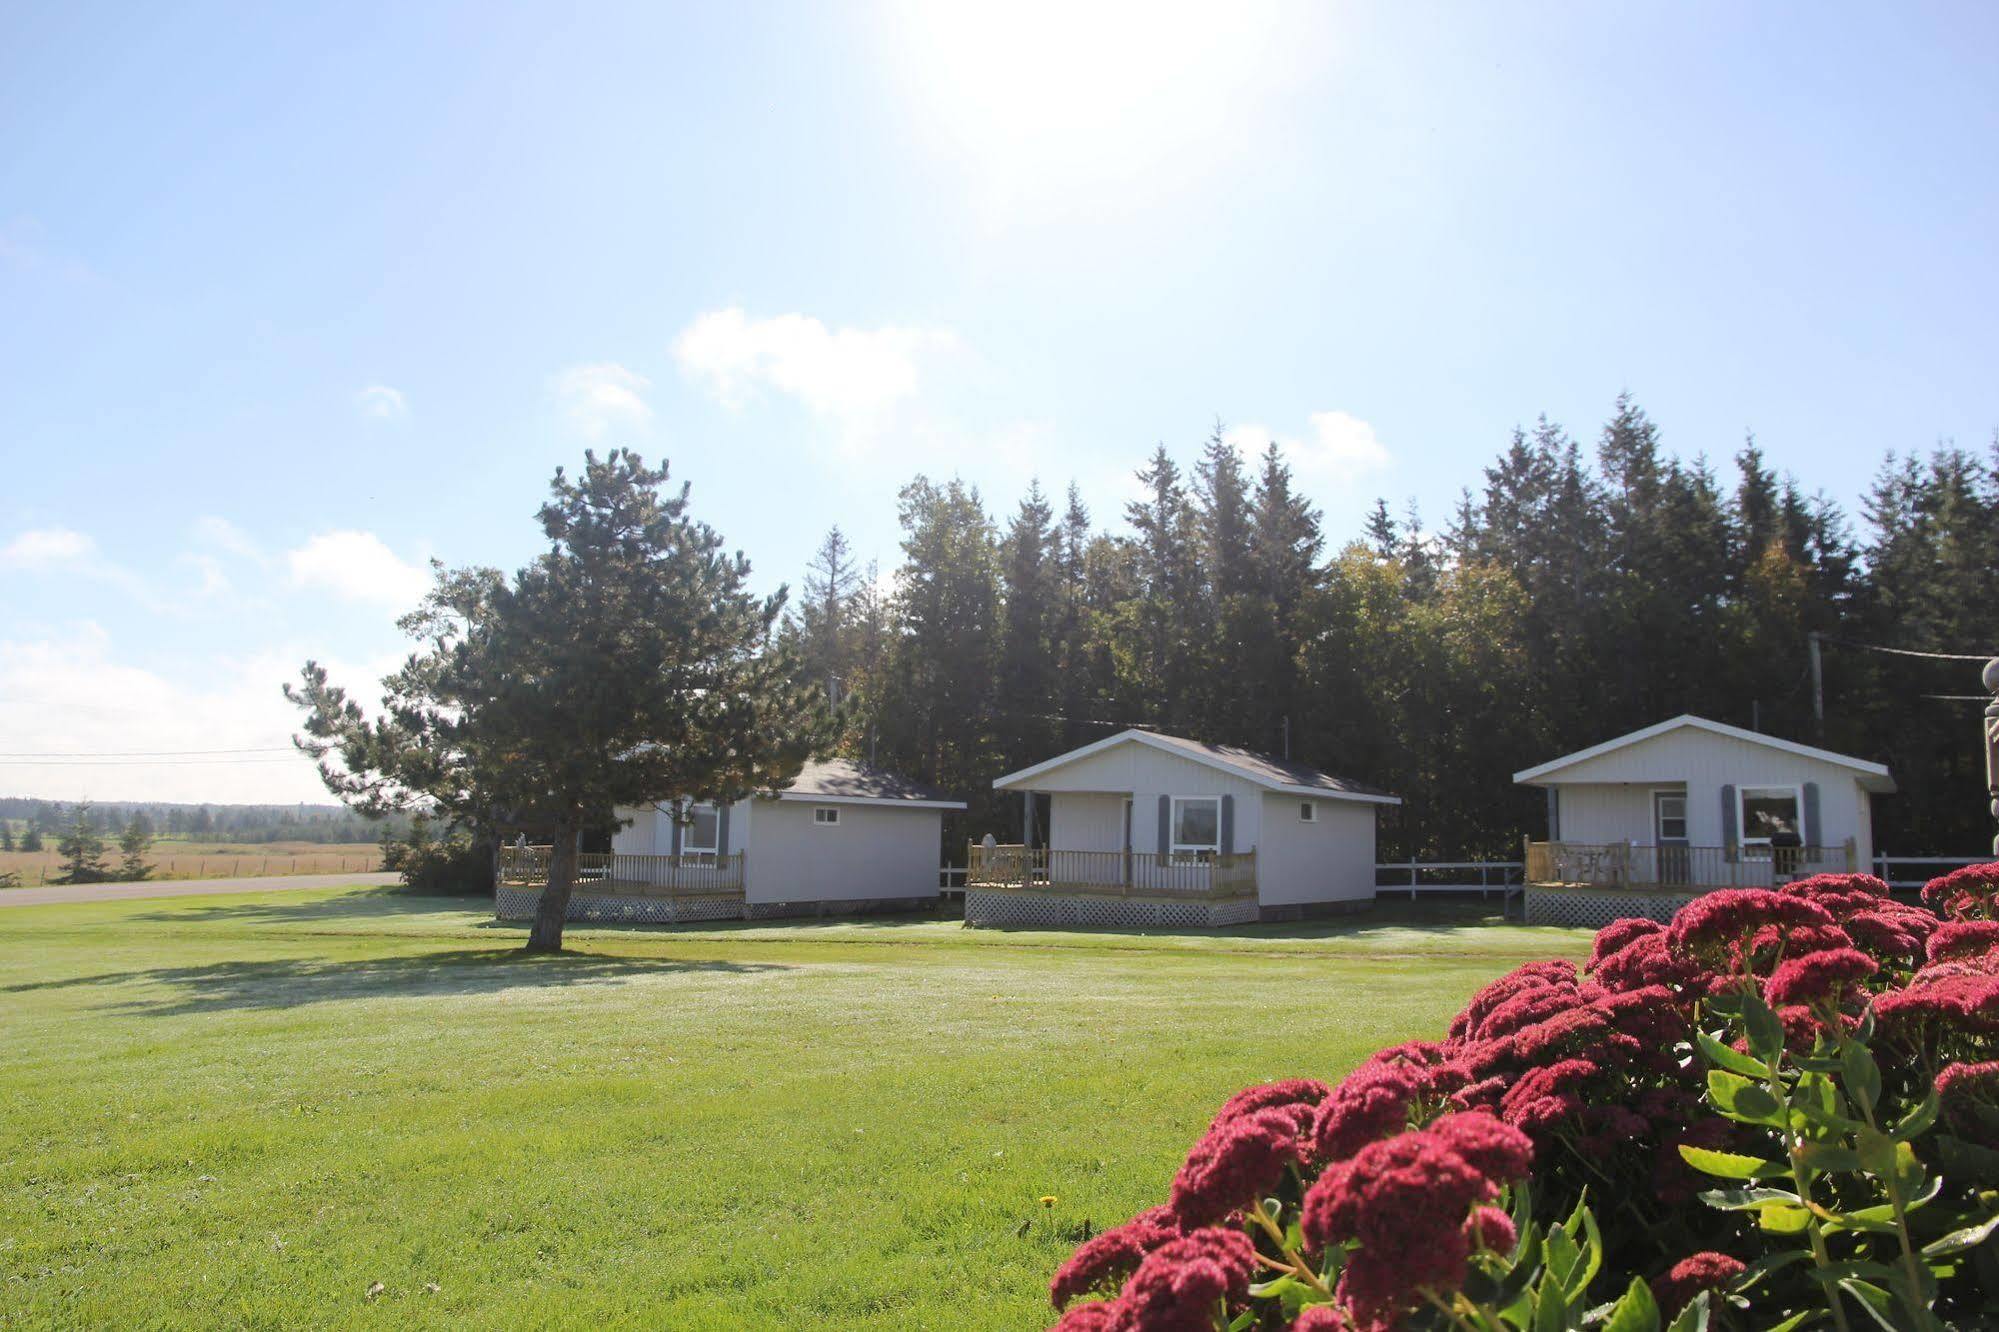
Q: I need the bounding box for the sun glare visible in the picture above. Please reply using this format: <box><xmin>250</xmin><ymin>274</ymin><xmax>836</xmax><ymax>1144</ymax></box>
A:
<box><xmin>877</xmin><ymin>0</ymin><xmax>1325</xmax><ymax>215</ymax></box>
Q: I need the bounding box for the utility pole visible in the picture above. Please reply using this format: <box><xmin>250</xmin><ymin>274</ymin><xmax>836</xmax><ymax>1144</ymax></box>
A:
<box><xmin>1808</xmin><ymin>631</ymin><xmax>1825</xmax><ymax>743</ymax></box>
<box><xmin>1984</xmin><ymin>658</ymin><xmax>1999</xmax><ymax>857</ymax></box>
<box><xmin>1281</xmin><ymin>715</ymin><xmax>1291</xmax><ymax>760</ymax></box>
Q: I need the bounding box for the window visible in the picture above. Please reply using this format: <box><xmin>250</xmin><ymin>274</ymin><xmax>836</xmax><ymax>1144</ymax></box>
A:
<box><xmin>1171</xmin><ymin>796</ymin><xmax>1220</xmax><ymax>861</ymax></box>
<box><xmin>813</xmin><ymin>806</ymin><xmax>841</xmax><ymax>826</ymax></box>
<box><xmin>1298</xmin><ymin>801</ymin><xmax>1317</xmax><ymax>823</ymax></box>
<box><xmin>1654</xmin><ymin>792</ymin><xmax>1687</xmax><ymax>841</ymax></box>
<box><xmin>1738</xmin><ymin>786</ymin><xmax>1801</xmax><ymax>857</ymax></box>
<box><xmin>683</xmin><ymin>802</ymin><xmax>720</xmax><ymax>858</ymax></box>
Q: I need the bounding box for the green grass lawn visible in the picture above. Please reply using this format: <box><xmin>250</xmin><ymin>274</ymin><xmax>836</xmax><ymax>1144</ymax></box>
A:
<box><xmin>0</xmin><ymin>888</ymin><xmax>1590</xmax><ymax>1330</ymax></box>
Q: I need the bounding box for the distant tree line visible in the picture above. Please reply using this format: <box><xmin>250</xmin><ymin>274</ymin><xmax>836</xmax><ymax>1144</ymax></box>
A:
<box><xmin>778</xmin><ymin>396</ymin><xmax>1998</xmax><ymax>859</ymax></box>
<box><xmin>0</xmin><ymin>799</ymin><xmax>400</xmax><ymax>846</ymax></box>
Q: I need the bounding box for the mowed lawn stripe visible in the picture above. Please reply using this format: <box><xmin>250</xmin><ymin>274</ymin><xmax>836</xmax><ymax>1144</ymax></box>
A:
<box><xmin>0</xmin><ymin>888</ymin><xmax>1588</xmax><ymax>1330</ymax></box>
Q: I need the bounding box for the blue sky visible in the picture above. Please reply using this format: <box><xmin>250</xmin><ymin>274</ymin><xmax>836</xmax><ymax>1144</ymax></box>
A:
<box><xmin>3</xmin><ymin>2</ymin><xmax>1995</xmax><ymax>803</ymax></box>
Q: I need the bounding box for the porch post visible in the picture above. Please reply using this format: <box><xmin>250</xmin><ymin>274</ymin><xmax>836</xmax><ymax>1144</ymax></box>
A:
<box><xmin>1023</xmin><ymin>789</ymin><xmax>1037</xmax><ymax>849</ymax></box>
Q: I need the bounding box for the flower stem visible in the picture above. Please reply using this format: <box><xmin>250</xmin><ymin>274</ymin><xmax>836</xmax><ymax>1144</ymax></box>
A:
<box><xmin>1247</xmin><ymin>1205</ymin><xmax>1333</xmax><ymax>1298</ymax></box>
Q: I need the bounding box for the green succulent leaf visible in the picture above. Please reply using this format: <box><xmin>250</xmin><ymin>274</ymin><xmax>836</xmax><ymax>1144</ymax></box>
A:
<box><xmin>1894</xmin><ymin>1088</ymin><xmax>1941</xmax><ymax>1141</ymax></box>
<box><xmin>1707</xmin><ymin>1070</ymin><xmax>1785</xmax><ymax>1125</ymax></box>
<box><xmin>1600</xmin><ymin>1275</ymin><xmax>1661</xmax><ymax>1332</ymax></box>
<box><xmin>1664</xmin><ymin>1290</ymin><xmax>1712</xmax><ymax>1332</ymax></box>
<box><xmin>1697</xmin><ymin>1185</ymin><xmax>1804</xmax><ymax>1212</ymax></box>
<box><xmin>1679</xmin><ymin>1145</ymin><xmax>1783</xmax><ymax>1180</ymax></box>
<box><xmin>1695</xmin><ymin>1031</ymin><xmax>1769</xmax><ymax>1078</ymax></box>
<box><xmin>1921</xmin><ymin>1207</ymin><xmax>1999</xmax><ymax>1258</ymax></box>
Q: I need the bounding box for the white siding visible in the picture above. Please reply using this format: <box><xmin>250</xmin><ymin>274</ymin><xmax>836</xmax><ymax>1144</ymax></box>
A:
<box><xmin>1530</xmin><ymin>727</ymin><xmax>1876</xmax><ymax>864</ymax></box>
<box><xmin>1256</xmin><ymin>793</ymin><xmax>1376</xmax><ymax>906</ymax></box>
<box><xmin>742</xmin><ymin>800</ymin><xmax>944</xmax><ymax>904</ymax></box>
<box><xmin>1015</xmin><ymin>738</ymin><xmax>1266</xmax><ymax>856</ymax></box>
<box><xmin>1554</xmin><ymin>785</ymin><xmax>1662</xmax><ymax>845</ymax></box>
<box><xmin>1048</xmin><ymin>792</ymin><xmax>1126</xmax><ymax>853</ymax></box>
<box><xmin>610</xmin><ymin>799</ymin><xmax>750</xmax><ymax>856</ymax></box>
<box><xmin>1023</xmin><ymin>739</ymin><xmax>1382</xmax><ymax>908</ymax></box>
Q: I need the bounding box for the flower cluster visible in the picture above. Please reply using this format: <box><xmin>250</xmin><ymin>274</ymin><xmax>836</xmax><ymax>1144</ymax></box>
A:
<box><xmin>1046</xmin><ymin>862</ymin><xmax>1999</xmax><ymax>1331</ymax></box>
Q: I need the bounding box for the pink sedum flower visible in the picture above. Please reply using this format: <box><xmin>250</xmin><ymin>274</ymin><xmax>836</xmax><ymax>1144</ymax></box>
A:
<box><xmin>1763</xmin><ymin>946</ymin><xmax>1877</xmax><ymax>1006</ymax></box>
<box><xmin>1650</xmin><ymin>1250</ymin><xmax>1745</xmax><ymax>1317</ymax></box>
<box><xmin>1168</xmin><ymin>1106</ymin><xmax>1302</xmax><ymax>1227</ymax></box>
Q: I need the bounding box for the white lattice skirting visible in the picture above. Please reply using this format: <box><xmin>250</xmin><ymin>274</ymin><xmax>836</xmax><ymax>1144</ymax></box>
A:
<box><xmin>495</xmin><ymin>886</ymin><xmax>745</xmax><ymax>925</ymax></box>
<box><xmin>1525</xmin><ymin>885</ymin><xmax>1704</xmax><ymax>929</ymax></box>
<box><xmin>963</xmin><ymin>889</ymin><xmax>1261</xmax><ymax>930</ymax></box>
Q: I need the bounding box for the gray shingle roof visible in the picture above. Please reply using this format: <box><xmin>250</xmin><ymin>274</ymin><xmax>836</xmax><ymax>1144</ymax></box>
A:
<box><xmin>1141</xmin><ymin>732</ymin><xmax>1397</xmax><ymax>799</ymax></box>
<box><xmin>778</xmin><ymin>758</ymin><xmax>962</xmax><ymax>804</ymax></box>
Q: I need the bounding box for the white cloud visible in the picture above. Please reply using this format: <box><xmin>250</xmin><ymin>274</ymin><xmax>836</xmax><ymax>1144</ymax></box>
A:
<box><xmin>2</xmin><ymin>527</ymin><xmax>96</xmax><ymax>569</ymax></box>
<box><xmin>356</xmin><ymin>385</ymin><xmax>408</xmax><ymax>420</ymax></box>
<box><xmin>552</xmin><ymin>362</ymin><xmax>652</xmax><ymax>439</ymax></box>
<box><xmin>192</xmin><ymin>515</ymin><xmax>262</xmax><ymax>561</ymax></box>
<box><xmin>0</xmin><ymin>622</ymin><xmax>392</xmax><ymax>804</ymax></box>
<box><xmin>1225</xmin><ymin>411</ymin><xmax>1392</xmax><ymax>487</ymax></box>
<box><xmin>673</xmin><ymin>307</ymin><xmax>954</xmax><ymax>442</ymax></box>
<box><xmin>286</xmin><ymin>530</ymin><xmax>430</xmax><ymax>609</ymax></box>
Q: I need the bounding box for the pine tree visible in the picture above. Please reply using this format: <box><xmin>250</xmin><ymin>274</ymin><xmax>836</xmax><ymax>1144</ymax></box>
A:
<box><xmin>289</xmin><ymin>449</ymin><xmax>832</xmax><ymax>952</ymax></box>
<box><xmin>797</xmin><ymin>526</ymin><xmax>859</xmax><ymax>702</ymax></box>
<box><xmin>20</xmin><ymin>821</ymin><xmax>43</xmax><ymax>853</ymax></box>
<box><xmin>996</xmin><ymin>481</ymin><xmax>1060</xmax><ymax>778</ymax></box>
<box><xmin>1122</xmin><ymin>444</ymin><xmax>1205</xmax><ymax>731</ymax></box>
<box><xmin>0</xmin><ymin>822</ymin><xmax>13</xmax><ymax>853</ymax></box>
<box><xmin>118</xmin><ymin>812</ymin><xmax>155</xmax><ymax>882</ymax></box>
<box><xmin>1363</xmin><ymin>499</ymin><xmax>1398</xmax><ymax>558</ymax></box>
<box><xmin>54</xmin><ymin>805</ymin><xmax>111</xmax><ymax>884</ymax></box>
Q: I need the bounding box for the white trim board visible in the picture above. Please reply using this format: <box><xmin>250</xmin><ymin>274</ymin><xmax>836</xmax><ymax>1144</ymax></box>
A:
<box><xmin>992</xmin><ymin>729</ymin><xmax>1402</xmax><ymax>805</ymax></box>
<box><xmin>1511</xmin><ymin>715</ymin><xmax>1894</xmax><ymax>792</ymax></box>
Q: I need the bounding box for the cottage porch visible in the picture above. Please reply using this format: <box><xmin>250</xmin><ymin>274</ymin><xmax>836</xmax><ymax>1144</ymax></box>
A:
<box><xmin>1521</xmin><ymin>838</ymin><xmax>1859</xmax><ymax>927</ymax></box>
<box><xmin>496</xmin><ymin>846</ymin><xmax>747</xmax><ymax>924</ymax></box>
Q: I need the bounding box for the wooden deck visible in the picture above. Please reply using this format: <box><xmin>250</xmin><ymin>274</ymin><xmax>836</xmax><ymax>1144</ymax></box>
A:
<box><xmin>965</xmin><ymin>843</ymin><xmax>1257</xmax><ymax>901</ymax></box>
<box><xmin>1523</xmin><ymin>839</ymin><xmax>1856</xmax><ymax>893</ymax></box>
<box><xmin>498</xmin><ymin>846</ymin><xmax>746</xmax><ymax>898</ymax></box>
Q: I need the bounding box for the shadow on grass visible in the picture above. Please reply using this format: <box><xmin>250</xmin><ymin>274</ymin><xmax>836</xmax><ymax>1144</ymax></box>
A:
<box><xmin>130</xmin><ymin>886</ymin><xmax>481</xmax><ymax>927</ymax></box>
<box><xmin>955</xmin><ymin>899</ymin><xmax>1533</xmax><ymax>945</ymax></box>
<box><xmin>0</xmin><ymin>947</ymin><xmax>788</xmax><ymax>1016</ymax></box>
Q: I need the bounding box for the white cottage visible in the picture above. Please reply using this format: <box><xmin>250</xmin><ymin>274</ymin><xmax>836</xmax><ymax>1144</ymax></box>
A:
<box><xmin>967</xmin><ymin>729</ymin><xmax>1399</xmax><ymax>928</ymax></box>
<box><xmin>1513</xmin><ymin>715</ymin><xmax>1895</xmax><ymax>926</ymax></box>
<box><xmin>496</xmin><ymin>759</ymin><xmax>965</xmax><ymax>925</ymax></box>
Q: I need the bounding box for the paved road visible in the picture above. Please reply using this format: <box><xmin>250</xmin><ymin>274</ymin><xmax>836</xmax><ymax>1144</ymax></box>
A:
<box><xmin>0</xmin><ymin>871</ymin><xmax>401</xmax><ymax>909</ymax></box>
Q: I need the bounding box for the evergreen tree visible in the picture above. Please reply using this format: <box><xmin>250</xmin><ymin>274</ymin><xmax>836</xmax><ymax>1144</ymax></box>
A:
<box><xmin>0</xmin><ymin>822</ymin><xmax>13</xmax><ymax>853</ymax></box>
<box><xmin>20</xmin><ymin>821</ymin><xmax>43</xmax><ymax>853</ymax></box>
<box><xmin>118</xmin><ymin>812</ymin><xmax>155</xmax><ymax>882</ymax></box>
<box><xmin>289</xmin><ymin>449</ymin><xmax>832</xmax><ymax>952</ymax></box>
<box><xmin>1122</xmin><ymin>445</ymin><xmax>1205</xmax><ymax>731</ymax></box>
<box><xmin>54</xmin><ymin>805</ymin><xmax>111</xmax><ymax>884</ymax></box>
<box><xmin>1363</xmin><ymin>498</ymin><xmax>1398</xmax><ymax>558</ymax></box>
<box><xmin>796</xmin><ymin>526</ymin><xmax>859</xmax><ymax>702</ymax></box>
<box><xmin>996</xmin><ymin>481</ymin><xmax>1061</xmax><ymax>778</ymax></box>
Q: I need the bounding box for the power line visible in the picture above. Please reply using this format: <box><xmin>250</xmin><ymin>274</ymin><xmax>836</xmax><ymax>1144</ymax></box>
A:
<box><xmin>0</xmin><ymin>746</ymin><xmax>296</xmax><ymax>759</ymax></box>
<box><xmin>1817</xmin><ymin>634</ymin><xmax>1994</xmax><ymax>663</ymax></box>
<box><xmin>0</xmin><ymin>757</ymin><xmax>307</xmax><ymax>767</ymax></box>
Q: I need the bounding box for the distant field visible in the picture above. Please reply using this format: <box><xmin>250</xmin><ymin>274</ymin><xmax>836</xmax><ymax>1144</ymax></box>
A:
<box><xmin>0</xmin><ymin>888</ymin><xmax>1590</xmax><ymax>1329</ymax></box>
<box><xmin>0</xmin><ymin>840</ymin><xmax>383</xmax><ymax>886</ymax></box>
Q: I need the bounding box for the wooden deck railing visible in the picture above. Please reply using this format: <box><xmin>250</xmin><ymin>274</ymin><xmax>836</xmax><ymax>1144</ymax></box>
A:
<box><xmin>498</xmin><ymin>846</ymin><xmax>746</xmax><ymax>896</ymax></box>
<box><xmin>1524</xmin><ymin>840</ymin><xmax>1854</xmax><ymax>891</ymax></box>
<box><xmin>966</xmin><ymin>843</ymin><xmax>1257</xmax><ymax>900</ymax></box>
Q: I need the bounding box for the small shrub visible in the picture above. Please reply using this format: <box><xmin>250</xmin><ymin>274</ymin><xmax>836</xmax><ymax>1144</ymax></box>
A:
<box><xmin>1048</xmin><ymin>864</ymin><xmax>1999</xmax><ymax>1330</ymax></box>
<box><xmin>379</xmin><ymin>816</ymin><xmax>492</xmax><ymax>895</ymax></box>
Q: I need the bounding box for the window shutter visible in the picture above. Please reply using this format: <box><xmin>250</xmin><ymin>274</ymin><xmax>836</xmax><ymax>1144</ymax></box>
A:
<box><xmin>1157</xmin><ymin>795</ymin><xmax>1171</xmax><ymax>858</ymax></box>
<box><xmin>1546</xmin><ymin>788</ymin><xmax>1560</xmax><ymax>841</ymax></box>
<box><xmin>1801</xmin><ymin>782</ymin><xmax>1821</xmax><ymax>848</ymax></box>
<box><xmin>669</xmin><ymin>801</ymin><xmax>684</xmax><ymax>857</ymax></box>
<box><xmin>717</xmin><ymin>802</ymin><xmax>731</xmax><ymax>856</ymax></box>
<box><xmin>1719</xmin><ymin>785</ymin><xmax>1737</xmax><ymax>863</ymax></box>
<box><xmin>1219</xmin><ymin>795</ymin><xmax>1235</xmax><ymax>855</ymax></box>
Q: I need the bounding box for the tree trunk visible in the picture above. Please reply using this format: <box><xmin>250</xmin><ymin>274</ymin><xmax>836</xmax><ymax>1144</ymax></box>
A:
<box><xmin>525</xmin><ymin>822</ymin><xmax>579</xmax><ymax>953</ymax></box>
